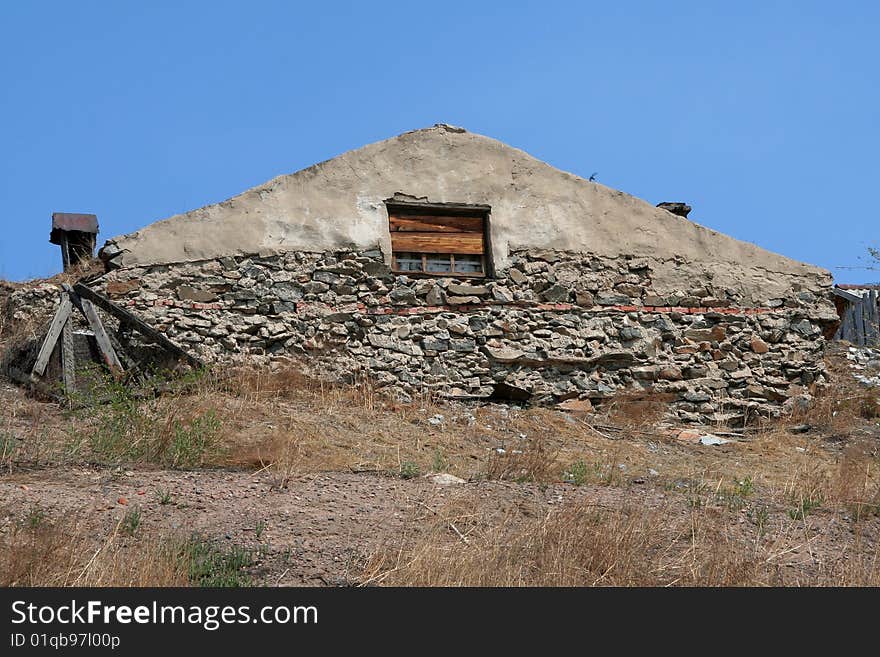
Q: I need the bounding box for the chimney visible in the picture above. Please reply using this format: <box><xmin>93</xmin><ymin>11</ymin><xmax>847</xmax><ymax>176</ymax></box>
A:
<box><xmin>49</xmin><ymin>213</ymin><xmax>99</xmax><ymax>271</ymax></box>
<box><xmin>656</xmin><ymin>202</ymin><xmax>692</xmax><ymax>218</ymax></box>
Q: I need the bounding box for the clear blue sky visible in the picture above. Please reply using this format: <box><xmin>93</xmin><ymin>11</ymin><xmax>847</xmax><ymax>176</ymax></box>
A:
<box><xmin>1</xmin><ymin>1</ymin><xmax>877</xmax><ymax>282</ymax></box>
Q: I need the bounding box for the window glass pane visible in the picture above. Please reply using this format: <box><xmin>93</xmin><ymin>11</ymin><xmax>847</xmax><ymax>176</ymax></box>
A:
<box><xmin>425</xmin><ymin>254</ymin><xmax>452</xmax><ymax>273</ymax></box>
<box><xmin>454</xmin><ymin>254</ymin><xmax>483</xmax><ymax>274</ymax></box>
<box><xmin>395</xmin><ymin>253</ymin><xmax>423</xmax><ymax>272</ymax></box>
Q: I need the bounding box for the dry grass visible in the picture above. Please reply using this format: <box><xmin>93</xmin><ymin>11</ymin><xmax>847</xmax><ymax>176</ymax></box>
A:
<box><xmin>2</xmin><ymin>346</ymin><xmax>880</xmax><ymax>586</ymax></box>
<box><xmin>362</xmin><ymin>489</ymin><xmax>880</xmax><ymax>587</ymax></box>
<box><xmin>602</xmin><ymin>390</ymin><xmax>677</xmax><ymax>430</ymax></box>
<box><xmin>0</xmin><ymin>508</ymin><xmax>189</xmax><ymax>587</ymax></box>
<box><xmin>791</xmin><ymin>351</ymin><xmax>880</xmax><ymax>429</ymax></box>
<box><xmin>0</xmin><ymin>302</ymin><xmax>41</xmax><ymax>360</ymax></box>
<box><xmin>4</xmin><ymin>354</ymin><xmax>879</xmax><ymax>500</ymax></box>
<box><xmin>1</xmin><ymin>258</ymin><xmax>104</xmax><ymax>293</ymax></box>
<box><xmin>0</xmin><ymin>503</ymin><xmax>261</xmax><ymax>587</ymax></box>
<box><xmin>184</xmin><ymin>365</ymin><xmax>597</xmax><ymax>480</ymax></box>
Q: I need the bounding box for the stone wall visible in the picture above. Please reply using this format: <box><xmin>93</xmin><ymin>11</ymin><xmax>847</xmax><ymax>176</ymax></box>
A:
<box><xmin>0</xmin><ymin>248</ymin><xmax>835</xmax><ymax>425</ymax></box>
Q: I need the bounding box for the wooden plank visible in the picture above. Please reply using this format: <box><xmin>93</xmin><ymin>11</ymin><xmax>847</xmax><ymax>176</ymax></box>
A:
<box><xmin>60</xmin><ymin>320</ymin><xmax>76</xmax><ymax>394</ymax></box>
<box><xmin>849</xmin><ymin>302</ymin><xmax>857</xmax><ymax>343</ymax></box>
<box><xmin>871</xmin><ymin>290</ymin><xmax>880</xmax><ymax>341</ymax></box>
<box><xmin>60</xmin><ymin>233</ymin><xmax>71</xmax><ymax>272</ymax></box>
<box><xmin>80</xmin><ymin>298</ymin><xmax>124</xmax><ymax>374</ymax></box>
<box><xmin>855</xmin><ymin>301</ymin><xmax>866</xmax><ymax>346</ymax></box>
<box><xmin>842</xmin><ymin>303</ymin><xmax>855</xmax><ymax>343</ymax></box>
<box><xmin>31</xmin><ymin>294</ymin><xmax>72</xmax><ymax>377</ymax></box>
<box><xmin>385</xmin><ymin>201</ymin><xmax>491</xmax><ymax>214</ymax></box>
<box><xmin>833</xmin><ymin>288</ymin><xmax>861</xmax><ymax>303</ymax></box>
<box><xmin>868</xmin><ymin>291</ymin><xmax>879</xmax><ymax>343</ymax></box>
<box><xmin>849</xmin><ymin>313</ymin><xmax>857</xmax><ymax>342</ymax></box>
<box><xmin>107</xmin><ymin>328</ymin><xmax>136</xmax><ymax>372</ymax></box>
<box><xmin>390</xmin><ymin>215</ymin><xmax>484</xmax><ymax>233</ymax></box>
<box><xmin>390</xmin><ymin>232</ymin><xmax>484</xmax><ymax>254</ymax></box>
<box><xmin>859</xmin><ymin>297</ymin><xmax>869</xmax><ymax>346</ymax></box>
<box><xmin>73</xmin><ymin>282</ymin><xmax>204</xmax><ymax>368</ymax></box>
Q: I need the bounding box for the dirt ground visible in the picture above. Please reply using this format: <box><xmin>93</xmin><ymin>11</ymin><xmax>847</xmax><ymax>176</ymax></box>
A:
<box><xmin>1</xmin><ymin>355</ymin><xmax>879</xmax><ymax>587</ymax></box>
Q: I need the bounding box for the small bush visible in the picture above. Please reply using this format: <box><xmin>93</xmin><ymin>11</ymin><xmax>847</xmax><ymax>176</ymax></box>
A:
<box><xmin>166</xmin><ymin>411</ymin><xmax>222</xmax><ymax>468</ymax></box>
<box><xmin>121</xmin><ymin>508</ymin><xmax>142</xmax><ymax>536</ymax></box>
<box><xmin>749</xmin><ymin>504</ymin><xmax>770</xmax><ymax>535</ymax></box>
<box><xmin>485</xmin><ymin>439</ymin><xmax>558</xmax><ymax>483</ymax></box>
<box><xmin>0</xmin><ymin>431</ymin><xmax>17</xmax><ymax>465</ymax></box>
<box><xmin>789</xmin><ymin>494</ymin><xmax>823</xmax><ymax>520</ymax></box>
<box><xmin>563</xmin><ymin>460</ymin><xmax>589</xmax><ymax>486</ymax></box>
<box><xmin>71</xmin><ymin>376</ymin><xmax>224</xmax><ymax>467</ymax></box>
<box><xmin>22</xmin><ymin>506</ymin><xmax>47</xmax><ymax>531</ymax></box>
<box><xmin>431</xmin><ymin>449</ymin><xmax>449</xmax><ymax>473</ymax></box>
<box><xmin>734</xmin><ymin>477</ymin><xmax>754</xmax><ymax>498</ymax></box>
<box><xmin>177</xmin><ymin>536</ymin><xmax>254</xmax><ymax>587</ymax></box>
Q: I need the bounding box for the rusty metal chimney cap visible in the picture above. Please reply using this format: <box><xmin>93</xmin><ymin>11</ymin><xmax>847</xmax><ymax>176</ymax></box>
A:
<box><xmin>50</xmin><ymin>213</ymin><xmax>99</xmax><ymax>244</ymax></box>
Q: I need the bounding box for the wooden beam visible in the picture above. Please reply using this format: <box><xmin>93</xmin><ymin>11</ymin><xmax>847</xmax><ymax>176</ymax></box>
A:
<box><xmin>390</xmin><ymin>215</ymin><xmax>484</xmax><ymax>233</ymax></box>
<box><xmin>832</xmin><ymin>288</ymin><xmax>862</xmax><ymax>303</ymax></box>
<box><xmin>390</xmin><ymin>232</ymin><xmax>484</xmax><ymax>254</ymax></box>
<box><xmin>31</xmin><ymin>294</ymin><xmax>72</xmax><ymax>377</ymax></box>
<box><xmin>60</xmin><ymin>320</ymin><xmax>76</xmax><ymax>394</ymax></box>
<box><xmin>60</xmin><ymin>233</ymin><xmax>71</xmax><ymax>272</ymax></box>
<box><xmin>384</xmin><ymin>199</ymin><xmax>491</xmax><ymax>214</ymax></box>
<box><xmin>869</xmin><ymin>291</ymin><xmax>879</xmax><ymax>343</ymax></box>
<box><xmin>79</xmin><ymin>298</ymin><xmax>124</xmax><ymax>374</ymax></box>
<box><xmin>73</xmin><ymin>282</ymin><xmax>204</xmax><ymax>369</ymax></box>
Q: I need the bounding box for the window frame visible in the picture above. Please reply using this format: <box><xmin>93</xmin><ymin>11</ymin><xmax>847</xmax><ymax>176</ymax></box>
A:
<box><xmin>385</xmin><ymin>200</ymin><xmax>493</xmax><ymax>279</ymax></box>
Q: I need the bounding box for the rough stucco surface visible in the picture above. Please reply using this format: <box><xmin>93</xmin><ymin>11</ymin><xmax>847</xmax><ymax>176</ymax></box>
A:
<box><xmin>101</xmin><ymin>124</ymin><xmax>831</xmax><ymax>305</ymax></box>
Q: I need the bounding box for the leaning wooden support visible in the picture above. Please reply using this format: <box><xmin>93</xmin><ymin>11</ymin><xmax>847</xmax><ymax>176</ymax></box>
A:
<box><xmin>23</xmin><ymin>283</ymin><xmax>204</xmax><ymax>405</ymax></box>
<box><xmin>73</xmin><ymin>282</ymin><xmax>204</xmax><ymax>369</ymax></box>
<box><xmin>31</xmin><ymin>293</ymin><xmax>72</xmax><ymax>378</ymax></box>
<box><xmin>79</xmin><ymin>298</ymin><xmax>124</xmax><ymax>374</ymax></box>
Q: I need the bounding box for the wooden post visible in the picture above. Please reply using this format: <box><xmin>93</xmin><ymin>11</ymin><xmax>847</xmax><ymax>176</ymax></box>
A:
<box><xmin>60</xmin><ymin>232</ymin><xmax>71</xmax><ymax>272</ymax></box>
<box><xmin>60</xmin><ymin>320</ymin><xmax>76</xmax><ymax>394</ymax></box>
<box><xmin>31</xmin><ymin>293</ymin><xmax>73</xmax><ymax>378</ymax></box>
<box><xmin>868</xmin><ymin>290</ymin><xmax>879</xmax><ymax>345</ymax></box>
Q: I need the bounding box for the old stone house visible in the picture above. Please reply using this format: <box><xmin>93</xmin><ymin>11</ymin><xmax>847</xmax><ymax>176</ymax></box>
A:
<box><xmin>14</xmin><ymin>124</ymin><xmax>841</xmax><ymax>424</ymax></box>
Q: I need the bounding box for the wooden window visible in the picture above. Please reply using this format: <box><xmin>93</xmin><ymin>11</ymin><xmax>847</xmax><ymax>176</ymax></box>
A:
<box><xmin>388</xmin><ymin>203</ymin><xmax>491</xmax><ymax>278</ymax></box>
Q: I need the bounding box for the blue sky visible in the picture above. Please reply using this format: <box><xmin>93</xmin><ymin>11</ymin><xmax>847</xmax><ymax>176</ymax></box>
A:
<box><xmin>1</xmin><ymin>1</ymin><xmax>877</xmax><ymax>282</ymax></box>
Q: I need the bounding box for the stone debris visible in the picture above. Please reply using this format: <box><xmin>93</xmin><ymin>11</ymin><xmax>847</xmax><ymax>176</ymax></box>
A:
<box><xmin>698</xmin><ymin>435</ymin><xmax>731</xmax><ymax>446</ymax></box>
<box><xmin>845</xmin><ymin>345</ymin><xmax>880</xmax><ymax>387</ymax></box>
<box><xmin>676</xmin><ymin>428</ymin><xmax>733</xmax><ymax>446</ymax></box>
<box><xmin>557</xmin><ymin>398</ymin><xmax>593</xmax><ymax>415</ymax></box>
<box><xmin>424</xmin><ymin>473</ymin><xmax>466</xmax><ymax>486</ymax></box>
<box><xmin>675</xmin><ymin>428</ymin><xmax>704</xmax><ymax>443</ymax></box>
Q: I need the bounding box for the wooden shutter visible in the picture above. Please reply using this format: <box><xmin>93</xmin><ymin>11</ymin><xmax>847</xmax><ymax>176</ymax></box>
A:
<box><xmin>389</xmin><ymin>213</ymin><xmax>485</xmax><ymax>255</ymax></box>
